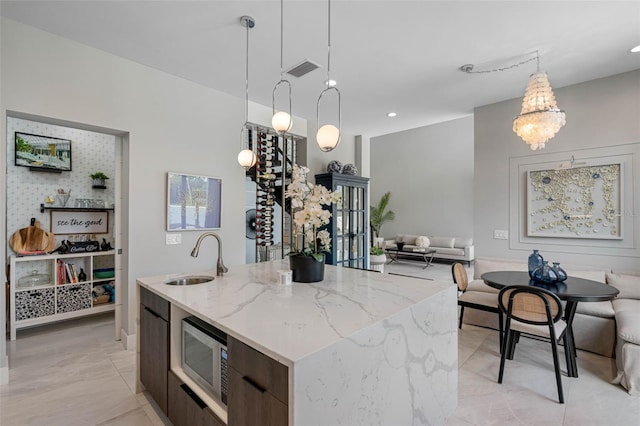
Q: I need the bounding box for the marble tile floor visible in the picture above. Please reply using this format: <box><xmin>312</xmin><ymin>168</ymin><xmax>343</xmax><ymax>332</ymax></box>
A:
<box><xmin>1</xmin><ymin>261</ymin><xmax>638</xmax><ymax>426</ymax></box>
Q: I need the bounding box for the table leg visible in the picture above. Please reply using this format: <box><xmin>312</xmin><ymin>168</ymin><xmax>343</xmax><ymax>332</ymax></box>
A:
<box><xmin>421</xmin><ymin>251</ymin><xmax>436</xmax><ymax>269</ymax></box>
<box><xmin>386</xmin><ymin>250</ymin><xmax>398</xmax><ymax>264</ymax></box>
<box><xmin>563</xmin><ymin>301</ymin><xmax>579</xmax><ymax>378</ymax></box>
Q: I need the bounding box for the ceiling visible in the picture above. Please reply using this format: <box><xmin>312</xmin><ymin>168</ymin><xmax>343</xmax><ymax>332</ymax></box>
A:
<box><xmin>2</xmin><ymin>1</ymin><xmax>639</xmax><ymax>138</ymax></box>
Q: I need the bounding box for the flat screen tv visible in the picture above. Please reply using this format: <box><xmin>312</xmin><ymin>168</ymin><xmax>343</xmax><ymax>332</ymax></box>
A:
<box><xmin>15</xmin><ymin>132</ymin><xmax>72</xmax><ymax>172</ymax></box>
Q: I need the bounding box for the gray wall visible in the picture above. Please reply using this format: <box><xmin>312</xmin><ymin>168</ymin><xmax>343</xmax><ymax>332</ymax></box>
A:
<box><xmin>474</xmin><ymin>70</ymin><xmax>640</xmax><ymax>270</ymax></box>
<box><xmin>370</xmin><ymin>116</ymin><xmax>474</xmax><ymax>239</ymax></box>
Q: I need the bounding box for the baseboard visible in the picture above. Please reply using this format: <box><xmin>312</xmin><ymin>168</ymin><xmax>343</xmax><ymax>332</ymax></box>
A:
<box><xmin>120</xmin><ymin>328</ymin><xmax>136</xmax><ymax>351</ymax></box>
<box><xmin>0</xmin><ymin>356</ymin><xmax>9</xmax><ymax>385</ymax></box>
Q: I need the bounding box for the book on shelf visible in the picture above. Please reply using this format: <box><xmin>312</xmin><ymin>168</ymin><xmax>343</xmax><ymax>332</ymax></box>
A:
<box><xmin>57</xmin><ymin>260</ymin><xmax>80</xmax><ymax>284</ymax></box>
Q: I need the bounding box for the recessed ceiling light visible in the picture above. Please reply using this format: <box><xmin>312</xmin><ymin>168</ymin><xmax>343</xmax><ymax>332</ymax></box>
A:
<box><xmin>324</xmin><ymin>79</ymin><xmax>337</xmax><ymax>86</ymax></box>
<box><xmin>631</xmin><ymin>44</ymin><xmax>640</xmax><ymax>53</ymax></box>
<box><xmin>386</xmin><ymin>112</ymin><xmax>397</xmax><ymax>117</ymax></box>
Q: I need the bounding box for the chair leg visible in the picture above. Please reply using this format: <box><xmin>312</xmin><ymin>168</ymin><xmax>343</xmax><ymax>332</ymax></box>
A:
<box><xmin>507</xmin><ymin>331</ymin><xmax>519</xmax><ymax>360</ymax></box>
<box><xmin>497</xmin><ymin>312</ymin><xmax>504</xmax><ymax>354</ymax></box>
<box><xmin>458</xmin><ymin>305</ymin><xmax>465</xmax><ymax>329</ymax></box>
<box><xmin>498</xmin><ymin>329</ymin><xmax>511</xmax><ymax>384</ymax></box>
<box><xmin>550</xmin><ymin>337</ymin><xmax>565</xmax><ymax>403</ymax></box>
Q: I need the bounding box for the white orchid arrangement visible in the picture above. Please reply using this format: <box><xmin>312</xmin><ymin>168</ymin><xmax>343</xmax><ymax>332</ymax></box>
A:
<box><xmin>285</xmin><ymin>165</ymin><xmax>341</xmax><ymax>261</ymax></box>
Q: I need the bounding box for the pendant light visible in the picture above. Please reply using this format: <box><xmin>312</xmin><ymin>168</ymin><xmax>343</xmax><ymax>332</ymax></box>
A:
<box><xmin>237</xmin><ymin>15</ymin><xmax>257</xmax><ymax>169</ymax></box>
<box><xmin>316</xmin><ymin>0</ymin><xmax>341</xmax><ymax>152</ymax></box>
<box><xmin>271</xmin><ymin>0</ymin><xmax>293</xmax><ymax>134</ymax></box>
<box><xmin>513</xmin><ymin>53</ymin><xmax>566</xmax><ymax>150</ymax></box>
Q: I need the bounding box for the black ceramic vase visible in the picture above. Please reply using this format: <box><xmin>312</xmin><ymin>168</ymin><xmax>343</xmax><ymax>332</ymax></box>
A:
<box><xmin>290</xmin><ymin>254</ymin><xmax>325</xmax><ymax>283</ymax></box>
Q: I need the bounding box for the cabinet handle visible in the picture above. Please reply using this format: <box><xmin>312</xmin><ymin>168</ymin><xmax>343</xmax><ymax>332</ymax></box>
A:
<box><xmin>180</xmin><ymin>383</ymin><xmax>208</xmax><ymax>409</ymax></box>
<box><xmin>243</xmin><ymin>376</ymin><xmax>266</xmax><ymax>394</ymax></box>
<box><xmin>143</xmin><ymin>306</ymin><xmax>160</xmax><ymax>318</ymax></box>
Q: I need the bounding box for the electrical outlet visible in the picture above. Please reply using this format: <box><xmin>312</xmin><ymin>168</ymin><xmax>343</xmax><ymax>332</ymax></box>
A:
<box><xmin>166</xmin><ymin>233</ymin><xmax>182</xmax><ymax>245</ymax></box>
<box><xmin>493</xmin><ymin>230</ymin><xmax>509</xmax><ymax>240</ymax></box>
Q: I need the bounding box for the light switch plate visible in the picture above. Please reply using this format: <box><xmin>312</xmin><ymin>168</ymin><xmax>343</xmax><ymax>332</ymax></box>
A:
<box><xmin>166</xmin><ymin>233</ymin><xmax>182</xmax><ymax>245</ymax></box>
<box><xmin>493</xmin><ymin>230</ymin><xmax>509</xmax><ymax>240</ymax></box>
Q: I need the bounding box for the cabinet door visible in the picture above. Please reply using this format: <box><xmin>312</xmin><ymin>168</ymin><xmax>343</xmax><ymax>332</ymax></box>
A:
<box><xmin>228</xmin><ymin>368</ymin><xmax>288</xmax><ymax>426</ymax></box>
<box><xmin>168</xmin><ymin>371</ymin><xmax>225</xmax><ymax>426</ymax></box>
<box><xmin>140</xmin><ymin>305</ymin><xmax>169</xmax><ymax>414</ymax></box>
<box><xmin>202</xmin><ymin>408</ymin><xmax>225</xmax><ymax>426</ymax></box>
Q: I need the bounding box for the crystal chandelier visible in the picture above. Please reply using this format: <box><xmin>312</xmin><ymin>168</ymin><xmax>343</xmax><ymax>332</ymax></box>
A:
<box><xmin>513</xmin><ymin>69</ymin><xmax>566</xmax><ymax>150</ymax></box>
<box><xmin>460</xmin><ymin>51</ymin><xmax>566</xmax><ymax>151</ymax></box>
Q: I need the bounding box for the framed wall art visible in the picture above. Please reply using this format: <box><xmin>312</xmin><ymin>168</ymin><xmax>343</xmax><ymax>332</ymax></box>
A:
<box><xmin>15</xmin><ymin>132</ymin><xmax>72</xmax><ymax>172</ymax></box>
<box><xmin>527</xmin><ymin>163</ymin><xmax>622</xmax><ymax>239</ymax></box>
<box><xmin>167</xmin><ymin>172</ymin><xmax>222</xmax><ymax>231</ymax></box>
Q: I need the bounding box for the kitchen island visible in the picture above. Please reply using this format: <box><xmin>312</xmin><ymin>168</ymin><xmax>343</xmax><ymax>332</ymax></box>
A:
<box><xmin>136</xmin><ymin>260</ymin><xmax>457</xmax><ymax>425</ymax></box>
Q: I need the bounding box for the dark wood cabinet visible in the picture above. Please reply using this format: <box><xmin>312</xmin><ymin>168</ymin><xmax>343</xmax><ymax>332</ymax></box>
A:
<box><xmin>315</xmin><ymin>172</ymin><xmax>369</xmax><ymax>268</ymax></box>
<box><xmin>139</xmin><ymin>287</ymin><xmax>169</xmax><ymax>415</ymax></box>
<box><xmin>228</xmin><ymin>337</ymin><xmax>288</xmax><ymax>426</ymax></box>
<box><xmin>168</xmin><ymin>371</ymin><xmax>225</xmax><ymax>426</ymax></box>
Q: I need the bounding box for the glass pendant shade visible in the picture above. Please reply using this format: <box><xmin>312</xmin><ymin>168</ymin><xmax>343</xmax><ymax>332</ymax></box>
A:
<box><xmin>316</xmin><ymin>124</ymin><xmax>340</xmax><ymax>152</ymax></box>
<box><xmin>272</xmin><ymin>110</ymin><xmax>292</xmax><ymax>133</ymax></box>
<box><xmin>237</xmin><ymin>149</ymin><xmax>257</xmax><ymax>169</ymax></box>
<box><xmin>513</xmin><ymin>71</ymin><xmax>566</xmax><ymax>151</ymax></box>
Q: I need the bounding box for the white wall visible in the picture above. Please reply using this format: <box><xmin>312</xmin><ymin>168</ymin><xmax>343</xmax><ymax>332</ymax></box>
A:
<box><xmin>370</xmin><ymin>116</ymin><xmax>474</xmax><ymax>240</ymax></box>
<box><xmin>0</xmin><ymin>18</ymin><xmax>307</xmax><ymax>354</ymax></box>
<box><xmin>474</xmin><ymin>70</ymin><xmax>640</xmax><ymax>270</ymax></box>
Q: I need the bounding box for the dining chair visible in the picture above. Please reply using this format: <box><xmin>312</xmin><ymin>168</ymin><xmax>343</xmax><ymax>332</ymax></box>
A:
<box><xmin>497</xmin><ymin>285</ymin><xmax>567</xmax><ymax>404</ymax></box>
<box><xmin>452</xmin><ymin>262</ymin><xmax>503</xmax><ymax>351</ymax></box>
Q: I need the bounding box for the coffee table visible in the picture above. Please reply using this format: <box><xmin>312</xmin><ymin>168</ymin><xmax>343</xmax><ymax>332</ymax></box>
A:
<box><xmin>385</xmin><ymin>247</ymin><xmax>436</xmax><ymax>269</ymax></box>
<box><xmin>482</xmin><ymin>271</ymin><xmax>619</xmax><ymax>378</ymax></box>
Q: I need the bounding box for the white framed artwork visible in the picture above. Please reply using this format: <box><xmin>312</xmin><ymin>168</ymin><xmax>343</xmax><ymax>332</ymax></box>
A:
<box><xmin>527</xmin><ymin>163</ymin><xmax>622</xmax><ymax>239</ymax></box>
<box><xmin>167</xmin><ymin>172</ymin><xmax>222</xmax><ymax>231</ymax></box>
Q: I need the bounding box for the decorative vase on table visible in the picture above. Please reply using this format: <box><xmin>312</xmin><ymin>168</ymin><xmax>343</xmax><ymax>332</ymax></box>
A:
<box><xmin>528</xmin><ymin>249</ymin><xmax>544</xmax><ymax>278</ymax></box>
<box><xmin>551</xmin><ymin>262</ymin><xmax>567</xmax><ymax>282</ymax></box>
<box><xmin>290</xmin><ymin>254</ymin><xmax>325</xmax><ymax>283</ymax></box>
<box><xmin>532</xmin><ymin>261</ymin><xmax>559</xmax><ymax>284</ymax></box>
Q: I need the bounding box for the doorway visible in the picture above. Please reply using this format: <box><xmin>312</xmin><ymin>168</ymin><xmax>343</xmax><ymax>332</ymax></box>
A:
<box><xmin>3</xmin><ymin>113</ymin><xmax>128</xmax><ymax>353</ymax></box>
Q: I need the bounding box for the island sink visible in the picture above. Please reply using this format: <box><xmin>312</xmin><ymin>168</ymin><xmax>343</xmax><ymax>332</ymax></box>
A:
<box><xmin>164</xmin><ymin>275</ymin><xmax>215</xmax><ymax>286</ymax></box>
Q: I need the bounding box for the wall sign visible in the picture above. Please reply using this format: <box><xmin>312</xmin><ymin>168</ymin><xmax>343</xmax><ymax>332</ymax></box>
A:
<box><xmin>50</xmin><ymin>210</ymin><xmax>109</xmax><ymax>234</ymax></box>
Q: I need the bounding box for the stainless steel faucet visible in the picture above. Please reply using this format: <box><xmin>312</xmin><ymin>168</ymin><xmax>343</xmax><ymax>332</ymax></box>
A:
<box><xmin>191</xmin><ymin>232</ymin><xmax>228</xmax><ymax>276</ymax></box>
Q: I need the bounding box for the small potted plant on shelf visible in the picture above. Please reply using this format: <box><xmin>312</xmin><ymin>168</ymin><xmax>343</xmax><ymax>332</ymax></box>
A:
<box><xmin>90</xmin><ymin>172</ymin><xmax>109</xmax><ymax>188</ymax></box>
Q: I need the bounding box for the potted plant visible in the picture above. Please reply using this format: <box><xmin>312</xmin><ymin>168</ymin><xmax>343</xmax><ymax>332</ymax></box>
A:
<box><xmin>370</xmin><ymin>192</ymin><xmax>395</xmax><ymax>248</ymax></box>
<box><xmin>285</xmin><ymin>165</ymin><xmax>341</xmax><ymax>282</ymax></box>
<box><xmin>90</xmin><ymin>171</ymin><xmax>109</xmax><ymax>188</ymax></box>
<box><xmin>369</xmin><ymin>246</ymin><xmax>387</xmax><ymax>272</ymax></box>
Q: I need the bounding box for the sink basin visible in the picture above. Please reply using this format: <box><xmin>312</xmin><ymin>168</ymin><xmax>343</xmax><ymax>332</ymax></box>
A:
<box><xmin>164</xmin><ymin>275</ymin><xmax>215</xmax><ymax>286</ymax></box>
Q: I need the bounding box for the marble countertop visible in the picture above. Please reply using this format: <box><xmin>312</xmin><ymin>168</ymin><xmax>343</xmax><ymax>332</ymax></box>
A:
<box><xmin>137</xmin><ymin>260</ymin><xmax>453</xmax><ymax>366</ymax></box>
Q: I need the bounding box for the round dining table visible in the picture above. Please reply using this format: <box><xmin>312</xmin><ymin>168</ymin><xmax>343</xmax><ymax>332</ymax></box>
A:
<box><xmin>481</xmin><ymin>271</ymin><xmax>619</xmax><ymax>378</ymax></box>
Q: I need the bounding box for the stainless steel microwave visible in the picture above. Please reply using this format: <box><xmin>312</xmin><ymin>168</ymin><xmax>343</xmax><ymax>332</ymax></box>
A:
<box><xmin>181</xmin><ymin>316</ymin><xmax>228</xmax><ymax>405</ymax></box>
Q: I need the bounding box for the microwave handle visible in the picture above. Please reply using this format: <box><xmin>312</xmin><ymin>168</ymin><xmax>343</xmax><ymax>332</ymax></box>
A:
<box><xmin>180</xmin><ymin>383</ymin><xmax>208</xmax><ymax>410</ymax></box>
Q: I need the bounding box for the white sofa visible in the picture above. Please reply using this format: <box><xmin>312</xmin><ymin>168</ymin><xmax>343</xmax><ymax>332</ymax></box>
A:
<box><xmin>462</xmin><ymin>257</ymin><xmax>640</xmax><ymax>395</ymax></box>
<box><xmin>383</xmin><ymin>234</ymin><xmax>474</xmax><ymax>265</ymax></box>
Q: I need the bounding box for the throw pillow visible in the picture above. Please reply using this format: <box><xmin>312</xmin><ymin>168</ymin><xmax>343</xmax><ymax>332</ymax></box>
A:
<box><xmin>606</xmin><ymin>273</ymin><xmax>640</xmax><ymax>300</ymax></box>
<box><xmin>415</xmin><ymin>236</ymin><xmax>430</xmax><ymax>248</ymax></box>
<box><xmin>429</xmin><ymin>237</ymin><xmax>455</xmax><ymax>248</ymax></box>
<box><xmin>402</xmin><ymin>235</ymin><xmax>418</xmax><ymax>245</ymax></box>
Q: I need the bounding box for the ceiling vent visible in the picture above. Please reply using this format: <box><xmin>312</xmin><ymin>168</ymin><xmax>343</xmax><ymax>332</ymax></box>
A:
<box><xmin>286</xmin><ymin>59</ymin><xmax>320</xmax><ymax>78</ymax></box>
